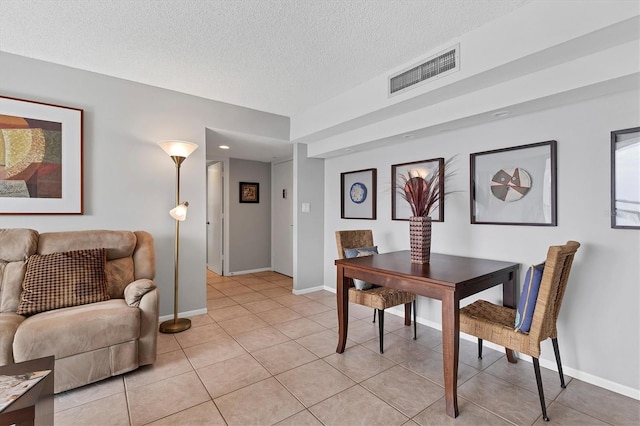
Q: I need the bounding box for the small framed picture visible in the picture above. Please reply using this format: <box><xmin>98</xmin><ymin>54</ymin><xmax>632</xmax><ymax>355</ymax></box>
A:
<box><xmin>0</xmin><ymin>96</ymin><xmax>83</xmax><ymax>214</ymax></box>
<box><xmin>611</xmin><ymin>127</ymin><xmax>640</xmax><ymax>229</ymax></box>
<box><xmin>391</xmin><ymin>158</ymin><xmax>444</xmax><ymax>221</ymax></box>
<box><xmin>341</xmin><ymin>168</ymin><xmax>376</xmax><ymax>220</ymax></box>
<box><xmin>239</xmin><ymin>182</ymin><xmax>259</xmax><ymax>203</ymax></box>
<box><xmin>470</xmin><ymin>141</ymin><xmax>557</xmax><ymax>226</ymax></box>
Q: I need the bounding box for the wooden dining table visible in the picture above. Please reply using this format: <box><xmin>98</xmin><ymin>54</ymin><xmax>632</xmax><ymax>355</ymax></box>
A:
<box><xmin>335</xmin><ymin>250</ymin><xmax>519</xmax><ymax>418</ymax></box>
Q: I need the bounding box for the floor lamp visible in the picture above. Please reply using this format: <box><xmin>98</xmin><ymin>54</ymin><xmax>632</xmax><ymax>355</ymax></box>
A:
<box><xmin>158</xmin><ymin>140</ymin><xmax>198</xmax><ymax>333</ymax></box>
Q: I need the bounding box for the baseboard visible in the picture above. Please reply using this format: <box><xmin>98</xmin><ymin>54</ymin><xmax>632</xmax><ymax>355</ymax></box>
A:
<box><xmin>225</xmin><ymin>267</ymin><xmax>272</xmax><ymax>276</ymax></box>
<box><xmin>159</xmin><ymin>308</ymin><xmax>208</xmax><ymax>323</ymax></box>
<box><xmin>293</xmin><ymin>285</ymin><xmax>325</xmax><ymax>295</ymax></box>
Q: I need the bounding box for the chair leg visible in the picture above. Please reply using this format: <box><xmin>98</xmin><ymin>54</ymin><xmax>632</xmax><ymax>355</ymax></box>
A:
<box><xmin>413</xmin><ymin>300</ymin><xmax>417</xmax><ymax>340</ymax></box>
<box><xmin>533</xmin><ymin>357</ymin><xmax>550</xmax><ymax>421</ymax></box>
<box><xmin>378</xmin><ymin>309</ymin><xmax>385</xmax><ymax>354</ymax></box>
<box><xmin>478</xmin><ymin>338</ymin><xmax>483</xmax><ymax>359</ymax></box>
<box><xmin>373</xmin><ymin>309</ymin><xmax>377</xmax><ymax>323</ymax></box>
<box><xmin>552</xmin><ymin>338</ymin><xmax>566</xmax><ymax>388</ymax></box>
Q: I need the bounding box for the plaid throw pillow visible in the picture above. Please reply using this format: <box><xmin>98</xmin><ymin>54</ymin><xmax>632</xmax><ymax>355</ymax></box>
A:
<box><xmin>16</xmin><ymin>248</ymin><xmax>110</xmax><ymax>316</ymax></box>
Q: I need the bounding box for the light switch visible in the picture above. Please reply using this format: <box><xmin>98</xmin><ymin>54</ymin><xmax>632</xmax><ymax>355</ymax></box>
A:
<box><xmin>301</xmin><ymin>203</ymin><xmax>310</xmax><ymax>213</ymax></box>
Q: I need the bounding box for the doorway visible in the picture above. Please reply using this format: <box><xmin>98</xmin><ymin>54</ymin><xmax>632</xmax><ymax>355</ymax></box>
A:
<box><xmin>207</xmin><ymin>162</ymin><xmax>223</xmax><ymax>274</ymax></box>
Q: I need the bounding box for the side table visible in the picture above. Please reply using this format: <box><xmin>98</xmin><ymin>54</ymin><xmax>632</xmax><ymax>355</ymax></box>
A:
<box><xmin>0</xmin><ymin>356</ymin><xmax>54</xmax><ymax>426</ymax></box>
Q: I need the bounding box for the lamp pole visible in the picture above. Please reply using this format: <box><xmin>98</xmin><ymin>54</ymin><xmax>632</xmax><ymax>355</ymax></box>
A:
<box><xmin>158</xmin><ymin>141</ymin><xmax>197</xmax><ymax>333</ymax></box>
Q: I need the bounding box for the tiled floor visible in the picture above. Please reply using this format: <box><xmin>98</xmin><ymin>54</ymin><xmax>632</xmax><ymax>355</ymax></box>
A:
<box><xmin>53</xmin><ymin>270</ymin><xmax>639</xmax><ymax>425</ymax></box>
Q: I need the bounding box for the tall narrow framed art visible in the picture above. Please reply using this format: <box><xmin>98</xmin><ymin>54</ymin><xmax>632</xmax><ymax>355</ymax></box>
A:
<box><xmin>0</xmin><ymin>96</ymin><xmax>83</xmax><ymax>214</ymax></box>
<box><xmin>341</xmin><ymin>168</ymin><xmax>376</xmax><ymax>220</ymax></box>
<box><xmin>611</xmin><ymin>127</ymin><xmax>640</xmax><ymax>229</ymax></box>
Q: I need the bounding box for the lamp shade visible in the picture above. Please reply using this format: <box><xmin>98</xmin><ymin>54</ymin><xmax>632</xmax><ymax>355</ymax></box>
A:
<box><xmin>169</xmin><ymin>202</ymin><xmax>189</xmax><ymax>221</ymax></box>
<box><xmin>158</xmin><ymin>140</ymin><xmax>198</xmax><ymax>158</ymax></box>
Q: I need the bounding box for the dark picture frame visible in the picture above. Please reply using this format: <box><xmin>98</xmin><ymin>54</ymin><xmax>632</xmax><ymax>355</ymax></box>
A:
<box><xmin>0</xmin><ymin>96</ymin><xmax>83</xmax><ymax>214</ymax></box>
<box><xmin>470</xmin><ymin>140</ymin><xmax>557</xmax><ymax>226</ymax></box>
<box><xmin>391</xmin><ymin>158</ymin><xmax>444</xmax><ymax>221</ymax></box>
<box><xmin>239</xmin><ymin>181</ymin><xmax>259</xmax><ymax>203</ymax></box>
<box><xmin>340</xmin><ymin>168</ymin><xmax>377</xmax><ymax>220</ymax></box>
<box><xmin>611</xmin><ymin>127</ymin><xmax>640</xmax><ymax>229</ymax></box>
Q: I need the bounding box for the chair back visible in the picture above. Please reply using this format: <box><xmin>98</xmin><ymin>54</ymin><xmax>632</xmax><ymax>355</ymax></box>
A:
<box><xmin>335</xmin><ymin>230</ymin><xmax>374</xmax><ymax>260</ymax></box>
<box><xmin>529</xmin><ymin>241</ymin><xmax>580</xmax><ymax>344</ymax></box>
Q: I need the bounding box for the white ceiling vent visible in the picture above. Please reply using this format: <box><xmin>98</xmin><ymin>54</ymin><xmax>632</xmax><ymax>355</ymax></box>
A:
<box><xmin>389</xmin><ymin>44</ymin><xmax>460</xmax><ymax>96</ymax></box>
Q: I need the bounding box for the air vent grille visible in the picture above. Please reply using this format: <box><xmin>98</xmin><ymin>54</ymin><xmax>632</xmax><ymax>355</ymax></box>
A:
<box><xmin>389</xmin><ymin>45</ymin><xmax>459</xmax><ymax>95</ymax></box>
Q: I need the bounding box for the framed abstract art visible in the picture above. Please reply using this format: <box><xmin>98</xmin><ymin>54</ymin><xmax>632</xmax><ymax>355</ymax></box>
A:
<box><xmin>0</xmin><ymin>96</ymin><xmax>83</xmax><ymax>214</ymax></box>
<box><xmin>340</xmin><ymin>168</ymin><xmax>376</xmax><ymax>220</ymax></box>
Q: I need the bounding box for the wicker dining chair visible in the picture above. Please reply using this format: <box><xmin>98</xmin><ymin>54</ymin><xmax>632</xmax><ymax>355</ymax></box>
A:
<box><xmin>460</xmin><ymin>240</ymin><xmax>580</xmax><ymax>422</ymax></box>
<box><xmin>335</xmin><ymin>230</ymin><xmax>417</xmax><ymax>353</ymax></box>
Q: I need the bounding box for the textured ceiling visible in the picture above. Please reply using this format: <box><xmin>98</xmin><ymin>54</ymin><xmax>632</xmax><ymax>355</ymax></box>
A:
<box><xmin>0</xmin><ymin>0</ymin><xmax>530</xmax><ymax>117</ymax></box>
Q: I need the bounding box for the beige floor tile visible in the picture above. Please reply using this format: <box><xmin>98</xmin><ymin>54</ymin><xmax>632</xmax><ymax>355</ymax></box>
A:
<box><xmin>379</xmin><ymin>310</ymin><xmax>411</xmax><ymax>332</ymax></box>
<box><xmin>208</xmin><ymin>304</ymin><xmax>252</xmax><ymax>322</ymax></box>
<box><xmin>484</xmin><ymin>355</ymin><xmax>570</xmax><ymax>400</ymax></box>
<box><xmin>206</xmin><ymin>286</ymin><xmax>225</xmax><ymax>299</ymax></box>
<box><xmin>260</xmin><ymin>272</ymin><xmax>292</xmax><ymax>282</ymax></box>
<box><xmin>230</xmin><ymin>276</ymin><xmax>266</xmax><ymax>286</ymax></box>
<box><xmin>197</xmin><ymin>353</ymin><xmax>271</xmax><ymax>398</ymax></box>
<box><xmin>276</xmin><ymin>359</ymin><xmax>356</xmax><ymax>407</ymax></box>
<box><xmin>187</xmin><ymin>313</ymin><xmax>216</xmax><ymax>328</ymax></box>
<box><xmin>217</xmin><ymin>313</ymin><xmax>270</xmax><ymax>336</ymax></box>
<box><xmin>555</xmin><ymin>378</ymin><xmax>640</xmax><ymax>425</ymax></box>
<box><xmin>147</xmin><ymin>401</ymin><xmax>226</xmax><ymax>425</ymax></box>
<box><xmin>432</xmin><ymin>338</ymin><xmax>504</xmax><ymax>371</ymax></box>
<box><xmin>412</xmin><ymin>396</ymin><xmax>513</xmax><ymax>426</ymax></box>
<box><xmin>346</xmin><ymin>319</ymin><xmax>385</xmax><ymax>344</ymax></box>
<box><xmin>260</xmin><ymin>287</ymin><xmax>293</xmax><ymax>298</ymax></box>
<box><xmin>257</xmin><ymin>306</ymin><xmax>303</xmax><ymax>324</ymax></box>
<box><xmin>54</xmin><ymin>392</ymin><xmax>129</xmax><ymax>426</ymax></box>
<box><xmin>309</xmin><ymin>385</ymin><xmax>409</xmax><ymax>426</ymax></box>
<box><xmin>183</xmin><ymin>337</ymin><xmax>247</xmax><ymax>369</ymax></box>
<box><xmin>362</xmin><ymin>365</ymin><xmax>444</xmax><ymax>417</ymax></box>
<box><xmin>155</xmin><ymin>332</ymin><xmax>180</xmax><ymax>355</ymax></box>
<box><xmin>214</xmin><ymin>377</ymin><xmax>305</xmax><ymax>425</ymax></box>
<box><xmin>54</xmin><ymin>376</ymin><xmax>125</xmax><ymax>412</ymax></box>
<box><xmin>302</xmin><ymin>290</ymin><xmax>334</xmax><ymax>300</ymax></box>
<box><xmin>245</xmin><ymin>281</ymin><xmax>283</xmax><ymax>291</ymax></box>
<box><xmin>275</xmin><ymin>409</ymin><xmax>323</xmax><ymax>425</ymax></box>
<box><xmin>533</xmin><ymin>401</ymin><xmax>609</xmax><ymax>425</ymax></box>
<box><xmin>295</xmin><ymin>329</ymin><xmax>347</xmax><ymax>358</ymax></box>
<box><xmin>206</xmin><ymin>296</ymin><xmax>238</xmax><ymax>310</ymax></box>
<box><xmin>124</xmin><ymin>349</ymin><xmax>193</xmax><ymax>390</ymax></box>
<box><xmin>272</xmin><ymin>293</ymin><xmax>314</xmax><ymax>307</ymax></box>
<box><xmin>220</xmin><ymin>285</ymin><xmax>255</xmax><ymax>297</ymax></box>
<box><xmin>307</xmin><ymin>310</ymin><xmax>340</xmax><ymax>328</ymax></box>
<box><xmin>174</xmin><ymin>323</ymin><xmax>229</xmax><ymax>348</ymax></box>
<box><xmin>253</xmin><ymin>340</ymin><xmax>318</xmax><ymax>374</ymax></box>
<box><xmin>458</xmin><ymin>371</ymin><xmax>545</xmax><ymax>425</ymax></box>
<box><xmin>209</xmin><ymin>281</ymin><xmax>240</xmax><ymax>290</ymax></box>
<box><xmin>349</xmin><ymin>303</ymin><xmax>377</xmax><ymax>319</ymax></box>
<box><xmin>361</xmin><ymin>331</ymin><xmax>421</xmax><ymax>362</ymax></box>
<box><xmin>289</xmin><ymin>300</ymin><xmax>334</xmax><ymax>316</ymax></box>
<box><xmin>275</xmin><ymin>317</ymin><xmax>327</xmax><ymax>339</ymax></box>
<box><xmin>401</xmin><ymin>347</ymin><xmax>479</xmax><ymax>387</ymax></box>
<box><xmin>243</xmin><ymin>298</ymin><xmax>285</xmax><ymax>313</ymax></box>
<box><xmin>234</xmin><ymin>325</ymin><xmax>291</xmax><ymax>352</ymax></box>
<box><xmin>324</xmin><ymin>345</ymin><xmax>396</xmax><ymax>383</ymax></box>
<box><xmin>127</xmin><ymin>371</ymin><xmax>210</xmax><ymax>426</ymax></box>
<box><xmin>393</xmin><ymin>322</ymin><xmax>443</xmax><ymax>348</ymax></box>
<box><xmin>229</xmin><ymin>291</ymin><xmax>268</xmax><ymax>304</ymax></box>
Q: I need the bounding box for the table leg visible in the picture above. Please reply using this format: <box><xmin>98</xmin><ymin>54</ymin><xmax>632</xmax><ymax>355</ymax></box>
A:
<box><xmin>336</xmin><ymin>265</ymin><xmax>349</xmax><ymax>353</ymax></box>
<box><xmin>503</xmin><ymin>270</ymin><xmax>518</xmax><ymax>363</ymax></box>
<box><xmin>441</xmin><ymin>291</ymin><xmax>460</xmax><ymax>418</ymax></box>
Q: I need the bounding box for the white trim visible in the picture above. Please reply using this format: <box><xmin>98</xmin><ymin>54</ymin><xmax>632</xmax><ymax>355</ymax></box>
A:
<box><xmin>159</xmin><ymin>308</ymin><xmax>207</xmax><ymax>323</ymax></box>
<box><xmin>293</xmin><ymin>285</ymin><xmax>325</xmax><ymax>295</ymax></box>
<box><xmin>225</xmin><ymin>267</ymin><xmax>272</xmax><ymax>276</ymax></box>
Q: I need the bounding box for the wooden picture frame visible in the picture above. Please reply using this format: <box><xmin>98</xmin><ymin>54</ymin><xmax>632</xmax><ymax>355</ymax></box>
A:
<box><xmin>470</xmin><ymin>141</ymin><xmax>557</xmax><ymax>226</ymax></box>
<box><xmin>611</xmin><ymin>127</ymin><xmax>640</xmax><ymax>229</ymax></box>
<box><xmin>0</xmin><ymin>96</ymin><xmax>83</xmax><ymax>214</ymax></box>
<box><xmin>391</xmin><ymin>158</ymin><xmax>444</xmax><ymax>221</ymax></box>
<box><xmin>340</xmin><ymin>168</ymin><xmax>376</xmax><ymax>220</ymax></box>
<box><xmin>239</xmin><ymin>181</ymin><xmax>259</xmax><ymax>203</ymax></box>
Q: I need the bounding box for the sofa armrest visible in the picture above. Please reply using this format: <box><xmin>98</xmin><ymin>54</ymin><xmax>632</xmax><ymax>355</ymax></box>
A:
<box><xmin>125</xmin><ymin>279</ymin><xmax>159</xmax><ymax>366</ymax></box>
<box><xmin>124</xmin><ymin>279</ymin><xmax>156</xmax><ymax>307</ymax></box>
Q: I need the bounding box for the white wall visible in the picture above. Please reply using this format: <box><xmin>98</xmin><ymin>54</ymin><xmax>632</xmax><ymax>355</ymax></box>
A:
<box><xmin>227</xmin><ymin>158</ymin><xmax>272</xmax><ymax>273</ymax></box>
<box><xmin>323</xmin><ymin>90</ymin><xmax>640</xmax><ymax>397</ymax></box>
<box><xmin>0</xmin><ymin>52</ymin><xmax>289</xmax><ymax>317</ymax></box>
<box><xmin>293</xmin><ymin>143</ymin><xmax>325</xmax><ymax>292</ymax></box>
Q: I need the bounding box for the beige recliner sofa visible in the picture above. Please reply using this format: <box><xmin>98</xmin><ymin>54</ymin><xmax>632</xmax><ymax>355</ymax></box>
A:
<box><xmin>0</xmin><ymin>228</ymin><xmax>158</xmax><ymax>393</ymax></box>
